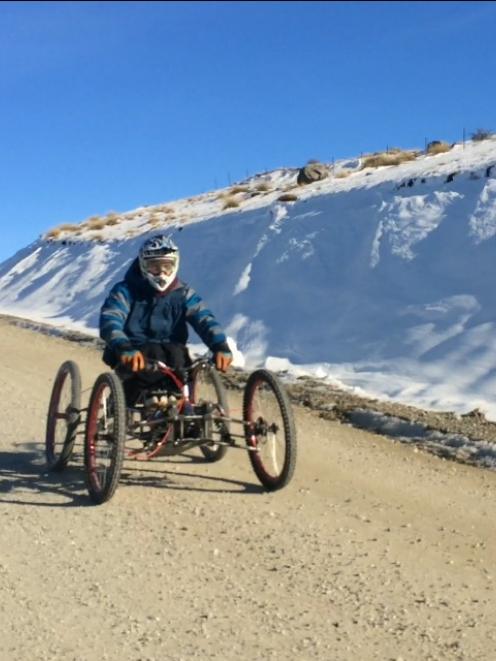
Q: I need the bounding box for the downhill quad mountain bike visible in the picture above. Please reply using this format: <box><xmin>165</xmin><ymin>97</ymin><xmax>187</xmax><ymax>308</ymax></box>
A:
<box><xmin>45</xmin><ymin>356</ymin><xmax>297</xmax><ymax>504</ymax></box>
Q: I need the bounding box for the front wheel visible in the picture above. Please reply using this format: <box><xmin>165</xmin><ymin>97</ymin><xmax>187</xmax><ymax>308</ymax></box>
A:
<box><xmin>243</xmin><ymin>369</ymin><xmax>297</xmax><ymax>491</ymax></box>
<box><xmin>191</xmin><ymin>362</ymin><xmax>229</xmax><ymax>462</ymax></box>
<box><xmin>45</xmin><ymin>361</ymin><xmax>81</xmax><ymax>471</ymax></box>
<box><xmin>84</xmin><ymin>372</ymin><xmax>126</xmax><ymax>504</ymax></box>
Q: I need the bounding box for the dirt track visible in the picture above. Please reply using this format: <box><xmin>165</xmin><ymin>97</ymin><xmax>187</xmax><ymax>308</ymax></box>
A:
<box><xmin>1</xmin><ymin>317</ymin><xmax>495</xmax><ymax>661</ymax></box>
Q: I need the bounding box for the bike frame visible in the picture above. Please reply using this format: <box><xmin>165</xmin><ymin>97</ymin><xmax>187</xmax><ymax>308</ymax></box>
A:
<box><xmin>125</xmin><ymin>358</ymin><xmax>255</xmax><ymax>460</ymax></box>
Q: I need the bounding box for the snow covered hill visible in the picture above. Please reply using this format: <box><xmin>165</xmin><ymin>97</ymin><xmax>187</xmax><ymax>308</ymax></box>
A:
<box><xmin>2</xmin><ymin>138</ymin><xmax>496</xmax><ymax>417</ymax></box>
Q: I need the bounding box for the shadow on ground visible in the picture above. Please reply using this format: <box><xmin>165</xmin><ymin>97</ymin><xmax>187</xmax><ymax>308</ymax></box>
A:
<box><xmin>0</xmin><ymin>443</ymin><xmax>89</xmax><ymax>507</ymax></box>
<box><xmin>0</xmin><ymin>441</ymin><xmax>264</xmax><ymax>507</ymax></box>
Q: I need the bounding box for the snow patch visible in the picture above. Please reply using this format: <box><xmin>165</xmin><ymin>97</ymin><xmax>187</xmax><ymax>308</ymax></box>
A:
<box><xmin>469</xmin><ymin>179</ymin><xmax>496</xmax><ymax>243</ymax></box>
<box><xmin>371</xmin><ymin>191</ymin><xmax>461</xmax><ymax>267</ymax></box>
<box><xmin>233</xmin><ymin>263</ymin><xmax>252</xmax><ymax>295</ymax></box>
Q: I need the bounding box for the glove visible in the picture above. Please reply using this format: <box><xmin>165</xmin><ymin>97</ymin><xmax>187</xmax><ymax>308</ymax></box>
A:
<box><xmin>119</xmin><ymin>350</ymin><xmax>145</xmax><ymax>372</ymax></box>
<box><xmin>215</xmin><ymin>351</ymin><xmax>232</xmax><ymax>373</ymax></box>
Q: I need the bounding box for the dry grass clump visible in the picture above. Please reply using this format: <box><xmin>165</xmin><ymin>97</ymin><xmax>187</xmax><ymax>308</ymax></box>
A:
<box><xmin>86</xmin><ymin>217</ymin><xmax>106</xmax><ymax>230</ymax></box>
<box><xmin>361</xmin><ymin>150</ymin><xmax>418</xmax><ymax>169</ymax></box>
<box><xmin>80</xmin><ymin>212</ymin><xmax>122</xmax><ymax>230</ymax></box>
<box><xmin>277</xmin><ymin>193</ymin><xmax>298</xmax><ymax>202</ymax></box>
<box><xmin>229</xmin><ymin>185</ymin><xmax>250</xmax><ymax>195</ymax></box>
<box><xmin>335</xmin><ymin>171</ymin><xmax>351</xmax><ymax>179</ymax></box>
<box><xmin>104</xmin><ymin>212</ymin><xmax>121</xmax><ymax>226</ymax></box>
<box><xmin>58</xmin><ymin>223</ymin><xmax>81</xmax><ymax>232</ymax></box>
<box><xmin>148</xmin><ymin>211</ymin><xmax>177</xmax><ymax>227</ymax></box>
<box><xmin>426</xmin><ymin>141</ymin><xmax>451</xmax><ymax>155</ymax></box>
<box><xmin>46</xmin><ymin>223</ymin><xmax>80</xmax><ymax>238</ymax></box>
<box><xmin>255</xmin><ymin>181</ymin><xmax>272</xmax><ymax>192</ymax></box>
<box><xmin>222</xmin><ymin>197</ymin><xmax>241</xmax><ymax>210</ymax></box>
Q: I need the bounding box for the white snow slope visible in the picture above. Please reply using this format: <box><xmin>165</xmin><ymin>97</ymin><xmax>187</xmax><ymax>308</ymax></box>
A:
<box><xmin>2</xmin><ymin>139</ymin><xmax>496</xmax><ymax>418</ymax></box>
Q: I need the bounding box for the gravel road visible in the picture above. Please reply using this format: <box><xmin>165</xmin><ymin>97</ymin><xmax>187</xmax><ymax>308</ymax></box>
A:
<box><xmin>1</xmin><ymin>317</ymin><xmax>495</xmax><ymax>661</ymax></box>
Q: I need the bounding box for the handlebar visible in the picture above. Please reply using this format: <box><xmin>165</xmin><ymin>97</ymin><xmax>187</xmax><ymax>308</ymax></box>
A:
<box><xmin>117</xmin><ymin>354</ymin><xmax>214</xmax><ymax>385</ymax></box>
<box><xmin>144</xmin><ymin>354</ymin><xmax>212</xmax><ymax>375</ymax></box>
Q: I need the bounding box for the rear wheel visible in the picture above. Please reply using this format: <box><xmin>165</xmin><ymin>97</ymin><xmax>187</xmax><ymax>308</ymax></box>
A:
<box><xmin>243</xmin><ymin>369</ymin><xmax>296</xmax><ymax>491</ymax></box>
<box><xmin>84</xmin><ymin>372</ymin><xmax>126</xmax><ymax>504</ymax></box>
<box><xmin>191</xmin><ymin>362</ymin><xmax>229</xmax><ymax>462</ymax></box>
<box><xmin>45</xmin><ymin>361</ymin><xmax>81</xmax><ymax>471</ymax></box>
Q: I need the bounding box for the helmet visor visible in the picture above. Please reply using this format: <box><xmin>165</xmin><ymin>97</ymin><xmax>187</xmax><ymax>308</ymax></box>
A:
<box><xmin>143</xmin><ymin>256</ymin><xmax>177</xmax><ymax>277</ymax></box>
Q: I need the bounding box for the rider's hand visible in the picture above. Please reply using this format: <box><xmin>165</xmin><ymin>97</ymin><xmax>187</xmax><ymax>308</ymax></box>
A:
<box><xmin>215</xmin><ymin>351</ymin><xmax>232</xmax><ymax>373</ymax></box>
<box><xmin>119</xmin><ymin>350</ymin><xmax>145</xmax><ymax>372</ymax></box>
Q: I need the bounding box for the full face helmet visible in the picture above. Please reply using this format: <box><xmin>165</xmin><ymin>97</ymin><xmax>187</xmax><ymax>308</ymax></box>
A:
<box><xmin>138</xmin><ymin>234</ymin><xmax>180</xmax><ymax>292</ymax></box>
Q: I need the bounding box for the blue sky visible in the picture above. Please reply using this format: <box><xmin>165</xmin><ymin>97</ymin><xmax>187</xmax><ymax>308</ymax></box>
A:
<box><xmin>1</xmin><ymin>0</ymin><xmax>495</xmax><ymax>262</ymax></box>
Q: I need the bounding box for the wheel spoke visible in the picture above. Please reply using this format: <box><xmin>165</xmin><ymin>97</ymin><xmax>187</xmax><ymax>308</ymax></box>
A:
<box><xmin>268</xmin><ymin>431</ymin><xmax>279</xmax><ymax>475</ymax></box>
<box><xmin>192</xmin><ymin>363</ymin><xmax>229</xmax><ymax>462</ymax></box>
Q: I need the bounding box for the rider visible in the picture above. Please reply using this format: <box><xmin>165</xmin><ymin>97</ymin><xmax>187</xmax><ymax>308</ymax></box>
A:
<box><xmin>99</xmin><ymin>233</ymin><xmax>233</xmax><ymax>404</ymax></box>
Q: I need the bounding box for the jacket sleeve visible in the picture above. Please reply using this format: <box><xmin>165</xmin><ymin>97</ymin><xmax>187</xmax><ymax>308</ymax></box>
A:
<box><xmin>99</xmin><ymin>282</ymin><xmax>134</xmax><ymax>355</ymax></box>
<box><xmin>184</xmin><ymin>286</ymin><xmax>231</xmax><ymax>354</ymax></box>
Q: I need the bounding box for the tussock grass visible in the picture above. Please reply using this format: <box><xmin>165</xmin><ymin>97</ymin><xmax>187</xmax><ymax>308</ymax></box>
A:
<box><xmin>148</xmin><ymin>211</ymin><xmax>176</xmax><ymax>226</ymax></box>
<box><xmin>87</xmin><ymin>218</ymin><xmax>106</xmax><ymax>230</ymax></box>
<box><xmin>46</xmin><ymin>223</ymin><xmax>80</xmax><ymax>238</ymax></box>
<box><xmin>229</xmin><ymin>185</ymin><xmax>250</xmax><ymax>195</ymax></box>
<box><xmin>104</xmin><ymin>212</ymin><xmax>121</xmax><ymax>226</ymax></box>
<box><xmin>254</xmin><ymin>181</ymin><xmax>272</xmax><ymax>192</ymax></box>
<box><xmin>426</xmin><ymin>141</ymin><xmax>451</xmax><ymax>155</ymax></box>
<box><xmin>361</xmin><ymin>150</ymin><xmax>418</xmax><ymax>169</ymax></box>
<box><xmin>58</xmin><ymin>223</ymin><xmax>81</xmax><ymax>232</ymax></box>
<box><xmin>222</xmin><ymin>197</ymin><xmax>240</xmax><ymax>210</ymax></box>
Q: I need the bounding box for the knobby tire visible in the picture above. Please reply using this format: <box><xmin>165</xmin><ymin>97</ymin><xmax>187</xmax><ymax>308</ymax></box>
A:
<box><xmin>84</xmin><ymin>372</ymin><xmax>126</xmax><ymax>504</ymax></box>
<box><xmin>243</xmin><ymin>369</ymin><xmax>297</xmax><ymax>490</ymax></box>
<box><xmin>45</xmin><ymin>360</ymin><xmax>81</xmax><ymax>471</ymax></box>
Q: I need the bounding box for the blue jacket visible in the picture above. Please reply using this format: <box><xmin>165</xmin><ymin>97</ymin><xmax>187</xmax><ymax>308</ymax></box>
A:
<box><xmin>99</xmin><ymin>259</ymin><xmax>230</xmax><ymax>363</ymax></box>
